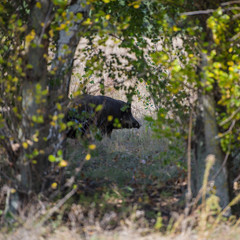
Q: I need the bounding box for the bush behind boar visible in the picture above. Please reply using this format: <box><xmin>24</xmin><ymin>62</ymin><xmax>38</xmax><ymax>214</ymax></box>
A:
<box><xmin>67</xmin><ymin>95</ymin><xmax>140</xmax><ymax>138</ymax></box>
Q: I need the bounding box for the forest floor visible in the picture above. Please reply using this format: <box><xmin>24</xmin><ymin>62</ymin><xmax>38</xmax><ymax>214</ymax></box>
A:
<box><xmin>2</xmin><ymin>124</ymin><xmax>240</xmax><ymax>240</ymax></box>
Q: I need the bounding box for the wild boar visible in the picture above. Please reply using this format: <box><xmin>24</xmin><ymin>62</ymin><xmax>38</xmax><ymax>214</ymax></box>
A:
<box><xmin>66</xmin><ymin>94</ymin><xmax>140</xmax><ymax>138</ymax></box>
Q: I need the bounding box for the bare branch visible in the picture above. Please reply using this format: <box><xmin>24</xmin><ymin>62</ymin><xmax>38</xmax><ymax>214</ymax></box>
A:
<box><xmin>212</xmin><ymin>151</ymin><xmax>230</xmax><ymax>180</ymax></box>
<box><xmin>233</xmin><ymin>13</ymin><xmax>240</xmax><ymax>19</ymax></box>
<box><xmin>219</xmin><ymin>107</ymin><xmax>240</xmax><ymax>126</ymax></box>
<box><xmin>221</xmin><ymin>1</ymin><xmax>240</xmax><ymax>6</ymax></box>
<box><xmin>38</xmin><ymin>3</ymin><xmax>54</xmax><ymax>45</ymax></box>
<box><xmin>181</xmin><ymin>9</ymin><xmax>215</xmax><ymax>16</ymax></box>
<box><xmin>181</xmin><ymin>6</ymin><xmax>240</xmax><ymax>16</ymax></box>
<box><xmin>185</xmin><ymin>109</ymin><xmax>193</xmax><ymax>216</ymax></box>
<box><xmin>36</xmin><ymin>186</ymin><xmax>78</xmax><ymax>227</ymax></box>
<box><xmin>216</xmin><ymin>120</ymin><xmax>236</xmax><ymax>139</ymax></box>
<box><xmin>230</xmin><ymin>32</ymin><xmax>240</xmax><ymax>41</ymax></box>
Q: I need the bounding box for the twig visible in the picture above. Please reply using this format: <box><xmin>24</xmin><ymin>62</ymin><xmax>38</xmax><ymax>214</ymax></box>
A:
<box><xmin>234</xmin><ymin>173</ymin><xmax>240</xmax><ymax>183</ymax></box>
<box><xmin>219</xmin><ymin>107</ymin><xmax>240</xmax><ymax>126</ymax></box>
<box><xmin>181</xmin><ymin>9</ymin><xmax>215</xmax><ymax>16</ymax></box>
<box><xmin>230</xmin><ymin>32</ymin><xmax>240</xmax><ymax>41</ymax></box>
<box><xmin>38</xmin><ymin>3</ymin><xmax>54</xmax><ymax>45</ymax></box>
<box><xmin>233</xmin><ymin>13</ymin><xmax>240</xmax><ymax>19</ymax></box>
<box><xmin>215</xmin><ymin>119</ymin><xmax>236</xmax><ymax>139</ymax></box>
<box><xmin>185</xmin><ymin>108</ymin><xmax>193</xmax><ymax>216</ymax></box>
<box><xmin>221</xmin><ymin>1</ymin><xmax>240</xmax><ymax>6</ymax></box>
<box><xmin>48</xmin><ymin>148</ymin><xmax>86</xmax><ymax>200</ymax></box>
<box><xmin>181</xmin><ymin>5</ymin><xmax>240</xmax><ymax>17</ymax></box>
<box><xmin>36</xmin><ymin>186</ymin><xmax>78</xmax><ymax>227</ymax></box>
<box><xmin>212</xmin><ymin>151</ymin><xmax>230</xmax><ymax>180</ymax></box>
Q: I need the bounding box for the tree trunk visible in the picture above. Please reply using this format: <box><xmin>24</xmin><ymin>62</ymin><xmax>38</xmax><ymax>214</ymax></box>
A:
<box><xmin>192</xmin><ymin>53</ymin><xmax>230</xmax><ymax>211</ymax></box>
<box><xmin>50</xmin><ymin>0</ymin><xmax>90</xmax><ymax>101</ymax></box>
<box><xmin>19</xmin><ymin>0</ymin><xmax>51</xmax><ymax>195</ymax></box>
<box><xmin>6</xmin><ymin>0</ymin><xmax>90</xmax><ymax>214</ymax></box>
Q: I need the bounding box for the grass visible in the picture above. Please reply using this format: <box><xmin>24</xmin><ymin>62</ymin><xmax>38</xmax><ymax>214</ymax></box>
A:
<box><xmin>52</xmin><ymin>122</ymin><xmax>186</xmax><ymax>234</ymax></box>
<box><xmin>2</xmin><ymin>121</ymin><xmax>240</xmax><ymax>239</ymax></box>
<box><xmin>66</xmin><ymin>124</ymin><xmax>185</xmax><ymax>186</ymax></box>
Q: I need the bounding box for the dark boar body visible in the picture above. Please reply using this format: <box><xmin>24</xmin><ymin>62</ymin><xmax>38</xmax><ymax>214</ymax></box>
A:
<box><xmin>66</xmin><ymin>95</ymin><xmax>140</xmax><ymax>138</ymax></box>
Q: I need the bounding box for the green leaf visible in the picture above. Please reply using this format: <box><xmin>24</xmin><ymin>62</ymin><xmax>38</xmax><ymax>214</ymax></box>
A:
<box><xmin>48</xmin><ymin>155</ymin><xmax>56</xmax><ymax>162</ymax></box>
<box><xmin>57</xmin><ymin>150</ymin><xmax>63</xmax><ymax>157</ymax></box>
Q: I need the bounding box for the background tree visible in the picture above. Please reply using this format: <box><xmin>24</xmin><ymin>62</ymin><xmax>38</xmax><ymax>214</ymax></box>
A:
<box><xmin>144</xmin><ymin>0</ymin><xmax>240</xmax><ymax>211</ymax></box>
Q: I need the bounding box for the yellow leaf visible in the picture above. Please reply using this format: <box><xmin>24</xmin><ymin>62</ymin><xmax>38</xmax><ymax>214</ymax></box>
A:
<box><xmin>43</xmin><ymin>53</ymin><xmax>48</xmax><ymax>60</ymax></box>
<box><xmin>25</xmin><ymin>30</ymin><xmax>36</xmax><ymax>44</ymax></box>
<box><xmin>12</xmin><ymin>77</ymin><xmax>18</xmax><ymax>83</ymax></box>
<box><xmin>11</xmin><ymin>188</ymin><xmax>16</xmax><ymax>194</ymax></box>
<box><xmin>173</xmin><ymin>26</ymin><xmax>179</xmax><ymax>32</ymax></box>
<box><xmin>95</xmin><ymin>104</ymin><xmax>103</xmax><ymax>112</ymax></box>
<box><xmin>76</xmin><ymin>13</ymin><xmax>83</xmax><ymax>19</ymax></box>
<box><xmin>39</xmin><ymin>150</ymin><xmax>45</xmax><ymax>154</ymax></box>
<box><xmin>52</xmin><ymin>115</ymin><xmax>58</xmax><ymax>121</ymax></box>
<box><xmin>59</xmin><ymin>160</ymin><xmax>68</xmax><ymax>167</ymax></box>
<box><xmin>62</xmin><ymin>11</ymin><xmax>67</xmax><ymax>18</ymax></box>
<box><xmin>56</xmin><ymin>103</ymin><xmax>62</xmax><ymax>111</ymax></box>
<box><xmin>22</xmin><ymin>142</ymin><xmax>28</xmax><ymax>149</ymax></box>
<box><xmin>51</xmin><ymin>182</ymin><xmax>57</xmax><ymax>189</ymax></box>
<box><xmin>49</xmin><ymin>29</ymin><xmax>54</xmax><ymax>38</ymax></box>
<box><xmin>57</xmin><ymin>23</ymin><xmax>66</xmax><ymax>31</ymax></box>
<box><xmin>36</xmin><ymin>2</ymin><xmax>41</xmax><ymax>8</ymax></box>
<box><xmin>107</xmin><ymin>115</ymin><xmax>113</xmax><ymax>121</ymax></box>
<box><xmin>180</xmin><ymin>14</ymin><xmax>187</xmax><ymax>20</ymax></box>
<box><xmin>82</xmin><ymin>18</ymin><xmax>92</xmax><ymax>25</ymax></box>
<box><xmin>227</xmin><ymin>61</ymin><xmax>234</xmax><ymax>66</ymax></box>
<box><xmin>85</xmin><ymin>153</ymin><xmax>91</xmax><ymax>161</ymax></box>
<box><xmin>88</xmin><ymin>144</ymin><xmax>96</xmax><ymax>150</ymax></box>
<box><xmin>133</xmin><ymin>4</ymin><xmax>140</xmax><ymax>8</ymax></box>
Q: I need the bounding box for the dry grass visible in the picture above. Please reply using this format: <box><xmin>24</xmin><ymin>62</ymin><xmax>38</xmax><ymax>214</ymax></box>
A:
<box><xmin>2</xmin><ymin>223</ymin><xmax>240</xmax><ymax>240</ymax></box>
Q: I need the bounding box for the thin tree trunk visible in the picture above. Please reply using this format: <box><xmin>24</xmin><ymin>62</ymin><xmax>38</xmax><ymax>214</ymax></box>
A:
<box><xmin>192</xmin><ymin>53</ymin><xmax>230</xmax><ymax>211</ymax></box>
<box><xmin>50</xmin><ymin>0</ymin><xmax>90</xmax><ymax>100</ymax></box>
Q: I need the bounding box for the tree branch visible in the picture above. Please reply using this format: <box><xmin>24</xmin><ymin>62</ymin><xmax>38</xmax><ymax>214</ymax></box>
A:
<box><xmin>221</xmin><ymin>1</ymin><xmax>240</xmax><ymax>6</ymax></box>
<box><xmin>219</xmin><ymin>107</ymin><xmax>240</xmax><ymax>126</ymax></box>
